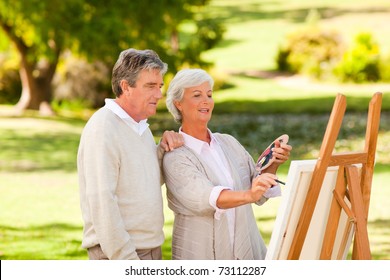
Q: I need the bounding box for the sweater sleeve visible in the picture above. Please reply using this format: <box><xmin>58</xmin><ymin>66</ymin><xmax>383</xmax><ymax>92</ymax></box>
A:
<box><xmin>80</xmin><ymin>122</ymin><xmax>139</xmax><ymax>260</ymax></box>
<box><xmin>163</xmin><ymin>149</ymin><xmax>215</xmax><ymax>216</ymax></box>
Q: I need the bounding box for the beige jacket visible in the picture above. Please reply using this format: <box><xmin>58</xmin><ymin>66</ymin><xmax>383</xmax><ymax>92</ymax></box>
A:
<box><xmin>163</xmin><ymin>133</ymin><xmax>268</xmax><ymax>260</ymax></box>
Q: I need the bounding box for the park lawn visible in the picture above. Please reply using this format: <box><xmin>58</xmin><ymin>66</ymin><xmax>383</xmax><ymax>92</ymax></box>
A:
<box><xmin>1</xmin><ymin>170</ymin><xmax>389</xmax><ymax>260</ymax></box>
<box><xmin>0</xmin><ymin>116</ymin><xmax>86</xmax><ymax>259</ymax></box>
<box><xmin>0</xmin><ymin>171</ymin><xmax>86</xmax><ymax>260</ymax></box>
<box><xmin>0</xmin><ymin>112</ymin><xmax>389</xmax><ymax>260</ymax></box>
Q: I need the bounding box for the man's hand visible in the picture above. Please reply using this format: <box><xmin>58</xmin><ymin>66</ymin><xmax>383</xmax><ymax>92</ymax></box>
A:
<box><xmin>160</xmin><ymin>130</ymin><xmax>184</xmax><ymax>152</ymax></box>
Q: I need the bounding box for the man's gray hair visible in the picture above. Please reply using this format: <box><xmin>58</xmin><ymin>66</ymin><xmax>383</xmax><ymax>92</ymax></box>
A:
<box><xmin>111</xmin><ymin>48</ymin><xmax>168</xmax><ymax>97</ymax></box>
<box><xmin>166</xmin><ymin>69</ymin><xmax>214</xmax><ymax>123</ymax></box>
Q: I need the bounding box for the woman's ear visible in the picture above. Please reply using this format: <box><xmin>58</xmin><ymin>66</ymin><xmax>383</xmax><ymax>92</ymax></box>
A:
<box><xmin>174</xmin><ymin>100</ymin><xmax>182</xmax><ymax>112</ymax></box>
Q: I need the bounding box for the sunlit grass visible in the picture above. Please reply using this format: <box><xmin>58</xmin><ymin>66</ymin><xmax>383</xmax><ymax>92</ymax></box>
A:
<box><xmin>0</xmin><ymin>171</ymin><xmax>86</xmax><ymax>259</ymax></box>
<box><xmin>1</xmin><ymin>110</ymin><xmax>389</xmax><ymax>260</ymax></box>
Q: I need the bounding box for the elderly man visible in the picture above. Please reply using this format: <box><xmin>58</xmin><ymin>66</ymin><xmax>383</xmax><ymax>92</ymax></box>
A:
<box><xmin>77</xmin><ymin>49</ymin><xmax>183</xmax><ymax>260</ymax></box>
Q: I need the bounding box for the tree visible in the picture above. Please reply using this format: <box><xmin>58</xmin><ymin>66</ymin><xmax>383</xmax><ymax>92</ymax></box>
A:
<box><xmin>0</xmin><ymin>0</ymin><xmax>84</xmax><ymax>115</ymax></box>
<box><xmin>0</xmin><ymin>0</ymin><xmax>223</xmax><ymax>115</ymax></box>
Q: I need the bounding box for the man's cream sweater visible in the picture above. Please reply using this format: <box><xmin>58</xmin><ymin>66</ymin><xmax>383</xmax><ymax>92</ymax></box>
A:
<box><xmin>77</xmin><ymin>107</ymin><xmax>164</xmax><ymax>259</ymax></box>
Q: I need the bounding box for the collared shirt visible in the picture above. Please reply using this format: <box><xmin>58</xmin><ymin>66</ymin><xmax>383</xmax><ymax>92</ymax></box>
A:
<box><xmin>179</xmin><ymin>128</ymin><xmax>282</xmax><ymax>247</ymax></box>
<box><xmin>179</xmin><ymin>128</ymin><xmax>236</xmax><ymax>245</ymax></box>
<box><xmin>104</xmin><ymin>98</ymin><xmax>149</xmax><ymax>136</ymax></box>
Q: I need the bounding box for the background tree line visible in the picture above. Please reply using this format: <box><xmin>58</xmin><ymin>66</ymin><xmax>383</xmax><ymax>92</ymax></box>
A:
<box><xmin>0</xmin><ymin>0</ymin><xmax>224</xmax><ymax>115</ymax></box>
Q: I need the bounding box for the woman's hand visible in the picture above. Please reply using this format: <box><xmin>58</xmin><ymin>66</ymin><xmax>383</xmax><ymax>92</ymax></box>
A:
<box><xmin>272</xmin><ymin>140</ymin><xmax>292</xmax><ymax>165</ymax></box>
<box><xmin>262</xmin><ymin>141</ymin><xmax>292</xmax><ymax>174</ymax></box>
<box><xmin>249</xmin><ymin>173</ymin><xmax>278</xmax><ymax>202</ymax></box>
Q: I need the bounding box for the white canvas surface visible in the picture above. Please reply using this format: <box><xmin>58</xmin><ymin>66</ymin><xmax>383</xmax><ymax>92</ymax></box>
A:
<box><xmin>266</xmin><ymin>160</ymin><xmax>355</xmax><ymax>260</ymax></box>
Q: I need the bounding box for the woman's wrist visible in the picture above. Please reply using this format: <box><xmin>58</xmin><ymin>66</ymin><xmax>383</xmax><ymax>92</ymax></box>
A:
<box><xmin>245</xmin><ymin>189</ymin><xmax>260</xmax><ymax>204</ymax></box>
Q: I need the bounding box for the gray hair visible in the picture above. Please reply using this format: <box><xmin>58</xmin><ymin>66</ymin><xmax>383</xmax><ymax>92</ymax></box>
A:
<box><xmin>166</xmin><ymin>69</ymin><xmax>214</xmax><ymax>123</ymax></box>
<box><xmin>111</xmin><ymin>48</ymin><xmax>168</xmax><ymax>97</ymax></box>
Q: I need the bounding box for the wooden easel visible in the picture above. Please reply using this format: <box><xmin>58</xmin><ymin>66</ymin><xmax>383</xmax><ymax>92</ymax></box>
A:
<box><xmin>287</xmin><ymin>92</ymin><xmax>382</xmax><ymax>260</ymax></box>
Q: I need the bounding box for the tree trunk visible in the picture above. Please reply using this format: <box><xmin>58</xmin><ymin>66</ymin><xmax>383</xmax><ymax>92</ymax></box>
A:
<box><xmin>171</xmin><ymin>28</ymin><xmax>179</xmax><ymax>54</ymax></box>
<box><xmin>15</xmin><ymin>64</ymin><xmax>55</xmax><ymax>116</ymax></box>
<box><xmin>14</xmin><ymin>53</ymin><xmax>58</xmax><ymax>116</ymax></box>
<box><xmin>0</xmin><ymin>18</ymin><xmax>57</xmax><ymax>116</ymax></box>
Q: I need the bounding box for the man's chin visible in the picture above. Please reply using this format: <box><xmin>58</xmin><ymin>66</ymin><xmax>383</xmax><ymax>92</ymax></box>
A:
<box><xmin>147</xmin><ymin>108</ymin><xmax>157</xmax><ymax>117</ymax></box>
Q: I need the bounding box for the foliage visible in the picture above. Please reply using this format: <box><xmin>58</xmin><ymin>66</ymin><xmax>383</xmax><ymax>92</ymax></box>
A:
<box><xmin>0</xmin><ymin>66</ymin><xmax>20</xmax><ymax>104</ymax></box>
<box><xmin>276</xmin><ymin>27</ymin><xmax>389</xmax><ymax>83</ymax></box>
<box><xmin>0</xmin><ymin>0</ymin><xmax>88</xmax><ymax>64</ymax></box>
<box><xmin>275</xmin><ymin>8</ymin><xmax>342</xmax><ymax>79</ymax></box>
<box><xmin>0</xmin><ymin>0</ymin><xmax>225</xmax><ymax>112</ymax></box>
<box><xmin>274</xmin><ymin>8</ymin><xmax>390</xmax><ymax>83</ymax></box>
<box><xmin>379</xmin><ymin>52</ymin><xmax>390</xmax><ymax>82</ymax></box>
<box><xmin>276</xmin><ymin>27</ymin><xmax>343</xmax><ymax>79</ymax></box>
<box><xmin>180</xmin><ymin>18</ymin><xmax>226</xmax><ymax>68</ymax></box>
<box><xmin>334</xmin><ymin>32</ymin><xmax>381</xmax><ymax>83</ymax></box>
<box><xmin>0</xmin><ymin>0</ymin><xmax>220</xmax><ymax>67</ymax></box>
<box><xmin>0</xmin><ymin>36</ymin><xmax>21</xmax><ymax>104</ymax></box>
<box><xmin>52</xmin><ymin>53</ymin><xmax>112</xmax><ymax>108</ymax></box>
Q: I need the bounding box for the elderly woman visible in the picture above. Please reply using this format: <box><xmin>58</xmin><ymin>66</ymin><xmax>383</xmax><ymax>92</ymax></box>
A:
<box><xmin>163</xmin><ymin>69</ymin><xmax>292</xmax><ymax>260</ymax></box>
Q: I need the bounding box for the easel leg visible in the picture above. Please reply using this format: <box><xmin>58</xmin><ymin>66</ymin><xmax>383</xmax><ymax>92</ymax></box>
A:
<box><xmin>320</xmin><ymin>166</ymin><xmax>346</xmax><ymax>259</ymax></box>
<box><xmin>347</xmin><ymin>165</ymin><xmax>372</xmax><ymax>259</ymax></box>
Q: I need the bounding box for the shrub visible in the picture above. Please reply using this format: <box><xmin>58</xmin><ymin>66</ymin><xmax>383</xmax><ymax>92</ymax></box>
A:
<box><xmin>0</xmin><ymin>52</ymin><xmax>22</xmax><ymax>104</ymax></box>
<box><xmin>0</xmin><ymin>67</ymin><xmax>21</xmax><ymax>104</ymax></box>
<box><xmin>53</xmin><ymin>53</ymin><xmax>112</xmax><ymax>109</ymax></box>
<box><xmin>379</xmin><ymin>51</ymin><xmax>390</xmax><ymax>82</ymax></box>
<box><xmin>276</xmin><ymin>28</ymin><xmax>344</xmax><ymax>79</ymax></box>
<box><xmin>333</xmin><ymin>32</ymin><xmax>381</xmax><ymax>83</ymax></box>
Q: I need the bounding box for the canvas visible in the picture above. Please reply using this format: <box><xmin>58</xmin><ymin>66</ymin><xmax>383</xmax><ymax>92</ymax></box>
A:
<box><xmin>265</xmin><ymin>159</ymin><xmax>358</xmax><ymax>260</ymax></box>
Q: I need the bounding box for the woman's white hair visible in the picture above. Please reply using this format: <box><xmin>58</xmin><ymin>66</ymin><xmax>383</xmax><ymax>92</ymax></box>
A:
<box><xmin>166</xmin><ymin>69</ymin><xmax>214</xmax><ymax>123</ymax></box>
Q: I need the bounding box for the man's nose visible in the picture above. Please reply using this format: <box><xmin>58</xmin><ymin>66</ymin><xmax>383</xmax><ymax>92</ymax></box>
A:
<box><xmin>155</xmin><ymin>88</ymin><xmax>163</xmax><ymax>99</ymax></box>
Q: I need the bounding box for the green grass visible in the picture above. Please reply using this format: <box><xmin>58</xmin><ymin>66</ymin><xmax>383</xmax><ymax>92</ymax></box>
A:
<box><xmin>0</xmin><ymin>115</ymin><xmax>86</xmax><ymax>259</ymax></box>
<box><xmin>1</xmin><ymin>109</ymin><xmax>389</xmax><ymax>260</ymax></box>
